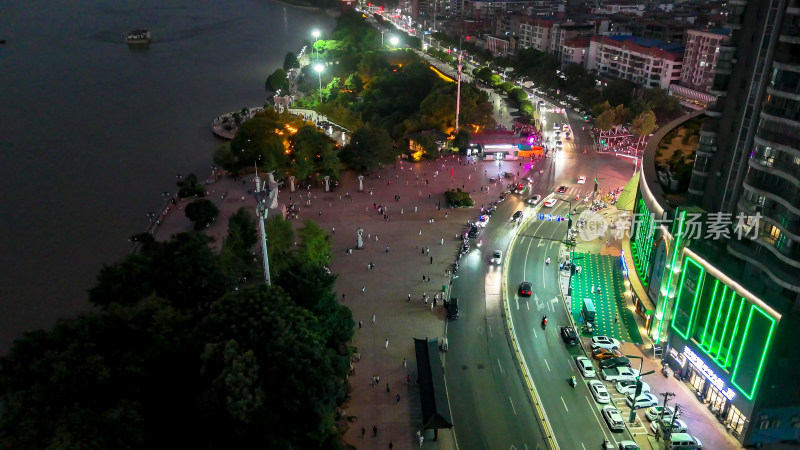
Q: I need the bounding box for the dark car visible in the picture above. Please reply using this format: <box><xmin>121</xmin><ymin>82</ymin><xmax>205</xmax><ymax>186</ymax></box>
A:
<box><xmin>467</xmin><ymin>225</ymin><xmax>479</xmax><ymax>238</ymax></box>
<box><xmin>518</xmin><ymin>281</ymin><xmax>532</xmax><ymax>297</ymax></box>
<box><xmin>512</xmin><ymin>210</ymin><xmax>523</xmax><ymax>221</ymax></box>
<box><xmin>446</xmin><ymin>297</ymin><xmax>460</xmax><ymax>319</ymax></box>
<box><xmin>556</xmin><ymin>185</ymin><xmax>568</xmax><ymax>194</ymax></box>
<box><xmin>599</xmin><ymin>356</ymin><xmax>631</xmax><ymax>369</ymax></box>
<box><xmin>560</xmin><ymin>326</ymin><xmax>579</xmax><ymax>345</ymax></box>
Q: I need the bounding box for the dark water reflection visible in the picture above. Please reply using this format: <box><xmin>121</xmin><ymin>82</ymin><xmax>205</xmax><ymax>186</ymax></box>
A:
<box><xmin>0</xmin><ymin>0</ymin><xmax>332</xmax><ymax>352</ymax></box>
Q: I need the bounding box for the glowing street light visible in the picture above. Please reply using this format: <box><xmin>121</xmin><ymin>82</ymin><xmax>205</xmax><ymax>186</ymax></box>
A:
<box><xmin>312</xmin><ymin>29</ymin><xmax>320</xmax><ymax>60</ymax></box>
<box><xmin>389</xmin><ymin>36</ymin><xmax>399</xmax><ymax>47</ymax></box>
<box><xmin>314</xmin><ymin>63</ymin><xmax>324</xmax><ymax>104</ymax></box>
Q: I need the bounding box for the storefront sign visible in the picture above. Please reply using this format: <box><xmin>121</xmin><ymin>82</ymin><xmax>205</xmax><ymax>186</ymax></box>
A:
<box><xmin>683</xmin><ymin>346</ymin><xmax>736</xmax><ymax>401</ymax></box>
<box><xmin>620</xmin><ymin>250</ymin><xmax>629</xmax><ymax>278</ymax></box>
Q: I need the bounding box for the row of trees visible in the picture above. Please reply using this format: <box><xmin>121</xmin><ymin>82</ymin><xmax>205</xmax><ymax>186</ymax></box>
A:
<box><xmin>0</xmin><ymin>211</ymin><xmax>353</xmax><ymax>448</ymax></box>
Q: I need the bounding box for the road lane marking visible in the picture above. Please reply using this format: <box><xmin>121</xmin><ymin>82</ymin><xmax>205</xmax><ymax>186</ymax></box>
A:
<box><xmin>509</xmin><ymin>397</ymin><xmax>517</xmax><ymax>415</ymax></box>
<box><xmin>586</xmin><ymin>397</ymin><xmax>613</xmax><ymax>441</ymax></box>
<box><xmin>516</xmin><ymin>296</ymin><xmax>520</xmax><ymax>310</ymax></box>
<box><xmin>532</xmin><ymin>327</ymin><xmax>537</xmax><ymax>338</ymax></box>
<box><xmin>561</xmin><ymin>396</ymin><xmax>568</xmax><ymax>412</ymax></box>
<box><xmin>526</xmin><ymin>300</ymin><xmax>530</xmax><ymax>310</ymax></box>
<box><xmin>488</xmin><ymin>324</ymin><xmax>493</xmax><ymax>338</ymax></box>
<box><xmin>580</xmin><ymin>443</ymin><xmax>586</xmax><ymax>450</ymax></box>
<box><xmin>544</xmin><ymin>359</ymin><xmax>551</xmax><ymax>372</ymax></box>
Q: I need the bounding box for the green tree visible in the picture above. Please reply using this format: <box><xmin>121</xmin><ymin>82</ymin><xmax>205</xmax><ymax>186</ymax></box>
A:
<box><xmin>177</xmin><ymin>173</ymin><xmax>205</xmax><ymax>198</ymax></box>
<box><xmin>596</xmin><ymin>109</ymin><xmax>616</xmax><ymax>131</ymax></box>
<box><xmin>221</xmin><ymin>208</ymin><xmax>258</xmax><ymax>278</ymax></box>
<box><xmin>185</xmin><ymin>199</ymin><xmax>219</xmax><ymax>230</ymax></box>
<box><xmin>344</xmin><ymin>73</ymin><xmax>364</xmax><ymax>93</ymax></box>
<box><xmin>601</xmin><ymin>78</ymin><xmax>635</xmax><ymax>107</ymax></box>
<box><xmin>318</xmin><ymin>144</ymin><xmax>343</xmax><ymax>180</ymax></box>
<box><xmin>265</xmin><ymin>68</ymin><xmax>290</xmax><ymax>93</ymax></box>
<box><xmin>263</xmin><ymin>214</ymin><xmax>294</xmax><ymax>275</ymax></box>
<box><xmin>453</xmin><ymin>129</ymin><xmax>471</xmax><ymax>150</ymax></box>
<box><xmin>230</xmin><ymin>116</ymin><xmax>289</xmax><ymax>172</ymax></box>
<box><xmin>632</xmin><ymin>110</ymin><xmax>658</xmax><ymax>137</ymax></box>
<box><xmin>282</xmin><ymin>52</ymin><xmax>299</xmax><ymax>71</ymax></box>
<box><xmin>339</xmin><ymin>126</ymin><xmax>395</xmax><ymax>172</ymax></box>
<box><xmin>213</xmin><ymin>143</ymin><xmax>237</xmax><ymax>172</ymax></box>
<box><xmin>297</xmin><ymin>220</ymin><xmax>331</xmax><ymax>267</ymax></box>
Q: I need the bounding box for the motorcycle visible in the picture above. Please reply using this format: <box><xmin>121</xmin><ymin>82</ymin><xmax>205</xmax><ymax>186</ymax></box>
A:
<box><xmin>570</xmin><ymin>376</ymin><xmax>577</xmax><ymax>388</ymax></box>
<box><xmin>661</xmin><ymin>364</ymin><xmax>670</xmax><ymax>378</ymax></box>
<box><xmin>541</xmin><ymin>315</ymin><xmax>547</xmax><ymax>328</ymax></box>
<box><xmin>545</xmin><ymin>257</ymin><xmax>551</xmax><ymax>265</ymax></box>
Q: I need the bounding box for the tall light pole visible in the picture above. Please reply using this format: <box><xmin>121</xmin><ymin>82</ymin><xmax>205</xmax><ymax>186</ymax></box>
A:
<box><xmin>626</xmin><ymin>355</ymin><xmax>655</xmax><ymax>423</ymax></box>
<box><xmin>381</xmin><ymin>30</ymin><xmax>385</xmax><ymax>47</ymax></box>
<box><xmin>314</xmin><ymin>63</ymin><xmax>324</xmax><ymax>104</ymax></box>
<box><xmin>312</xmin><ymin>29</ymin><xmax>320</xmax><ymax>60</ymax></box>
<box><xmin>455</xmin><ymin>51</ymin><xmax>463</xmax><ymax>132</ymax></box>
<box><xmin>389</xmin><ymin>36</ymin><xmax>399</xmax><ymax>48</ymax></box>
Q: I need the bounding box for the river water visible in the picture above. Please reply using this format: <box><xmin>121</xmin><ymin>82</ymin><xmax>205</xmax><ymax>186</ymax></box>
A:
<box><xmin>0</xmin><ymin>0</ymin><xmax>333</xmax><ymax>352</ymax></box>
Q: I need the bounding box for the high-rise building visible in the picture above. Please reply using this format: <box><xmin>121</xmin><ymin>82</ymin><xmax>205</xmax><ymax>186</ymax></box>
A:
<box><xmin>587</xmin><ymin>35</ymin><xmax>684</xmax><ymax>89</ymax></box>
<box><xmin>669</xmin><ymin>28</ymin><xmax>730</xmax><ymax>109</ymax></box>
<box><xmin>627</xmin><ymin>1</ymin><xmax>800</xmax><ymax>446</ymax></box>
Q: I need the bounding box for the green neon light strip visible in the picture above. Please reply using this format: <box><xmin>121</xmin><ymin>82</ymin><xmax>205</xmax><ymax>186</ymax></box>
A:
<box><xmin>715</xmin><ymin>290</ymin><xmax>737</xmax><ymax>366</ymax></box>
<box><xmin>701</xmin><ymin>281</ymin><xmax>722</xmax><ymax>349</ymax></box>
<box><xmin>631</xmin><ymin>199</ymin><xmax>655</xmax><ymax>281</ymax></box>
<box><xmin>659</xmin><ymin>211</ymin><xmax>686</xmax><ymax>341</ymax></box>
<box><xmin>725</xmin><ymin>297</ymin><xmax>746</xmax><ymax>369</ymax></box>
<box><xmin>708</xmin><ymin>283</ymin><xmax>727</xmax><ymax>356</ymax></box>
<box><xmin>671</xmin><ymin>260</ymin><xmax>693</xmax><ymax>339</ymax></box>
<box><xmin>731</xmin><ymin>305</ymin><xmax>777</xmax><ymax>400</ymax></box>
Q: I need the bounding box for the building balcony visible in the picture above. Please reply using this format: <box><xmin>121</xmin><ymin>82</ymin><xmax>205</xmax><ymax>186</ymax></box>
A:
<box><xmin>728</xmin><ymin>236</ymin><xmax>800</xmax><ymax>292</ymax></box>
<box><xmin>738</xmin><ymin>195</ymin><xmax>800</xmax><ymax>243</ymax></box>
<box><xmin>761</xmin><ymin>110</ymin><xmax>800</xmax><ymax>129</ymax></box>
<box><xmin>742</xmin><ymin>173</ymin><xmax>800</xmax><ymax>218</ymax></box>
<box><xmin>779</xmin><ymin>27</ymin><xmax>800</xmax><ymax>44</ymax></box>
<box><xmin>748</xmin><ymin>154</ymin><xmax>800</xmax><ymax>188</ymax></box>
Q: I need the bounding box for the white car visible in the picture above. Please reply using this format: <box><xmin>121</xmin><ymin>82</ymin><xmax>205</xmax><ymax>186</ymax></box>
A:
<box><xmin>617</xmin><ymin>441</ymin><xmax>640</xmax><ymax>450</ymax></box>
<box><xmin>588</xmin><ymin>380</ymin><xmax>610</xmax><ymax>404</ymax></box>
<box><xmin>626</xmin><ymin>392</ymin><xmax>659</xmax><ymax>409</ymax></box>
<box><xmin>544</xmin><ymin>198</ymin><xmax>557</xmax><ymax>207</ymax></box>
<box><xmin>553</xmin><ymin>122</ymin><xmax>561</xmax><ymax>129</ymax></box>
<box><xmin>556</xmin><ymin>140</ymin><xmax>563</xmax><ymax>148</ymax></box>
<box><xmin>651</xmin><ymin>418</ymin><xmax>688</xmax><ymax>434</ymax></box>
<box><xmin>527</xmin><ymin>194</ymin><xmax>542</xmax><ymax>205</ymax></box>
<box><xmin>645</xmin><ymin>405</ymin><xmax>676</xmax><ymax>422</ymax></box>
<box><xmin>615</xmin><ymin>380</ymin><xmax>651</xmax><ymax>396</ymax></box>
<box><xmin>602</xmin><ymin>367</ymin><xmax>640</xmax><ymax>382</ymax></box>
<box><xmin>492</xmin><ymin>250</ymin><xmax>502</xmax><ymax>264</ymax></box>
<box><xmin>590</xmin><ymin>336</ymin><xmax>621</xmax><ymax>350</ymax></box>
<box><xmin>575</xmin><ymin>356</ymin><xmax>596</xmax><ymax>378</ymax></box>
<box><xmin>602</xmin><ymin>405</ymin><xmax>625</xmax><ymax>432</ymax></box>
<box><xmin>577</xmin><ymin>176</ymin><xmax>586</xmax><ymax>184</ymax></box>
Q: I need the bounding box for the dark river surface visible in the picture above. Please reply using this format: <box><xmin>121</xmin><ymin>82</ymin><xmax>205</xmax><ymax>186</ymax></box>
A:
<box><xmin>0</xmin><ymin>0</ymin><xmax>333</xmax><ymax>352</ymax></box>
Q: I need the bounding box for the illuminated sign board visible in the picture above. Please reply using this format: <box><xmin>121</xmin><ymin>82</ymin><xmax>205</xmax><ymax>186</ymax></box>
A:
<box><xmin>620</xmin><ymin>249</ymin><xmax>629</xmax><ymax>278</ymax></box>
<box><xmin>683</xmin><ymin>346</ymin><xmax>736</xmax><ymax>401</ymax></box>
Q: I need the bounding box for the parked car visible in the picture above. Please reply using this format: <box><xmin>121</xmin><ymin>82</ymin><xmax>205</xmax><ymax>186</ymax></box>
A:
<box><xmin>518</xmin><ymin>281</ymin><xmax>532</xmax><ymax>297</ymax></box>
<box><xmin>590</xmin><ymin>336</ymin><xmax>621</xmax><ymax>350</ymax></box>
<box><xmin>559</xmin><ymin>326</ymin><xmax>579</xmax><ymax>345</ymax></box>
<box><xmin>615</xmin><ymin>380</ymin><xmax>651</xmax><ymax>396</ymax></box>
<box><xmin>602</xmin><ymin>405</ymin><xmax>625</xmax><ymax>432</ymax></box>
<box><xmin>651</xmin><ymin>418</ymin><xmax>688</xmax><ymax>434</ymax></box>
<box><xmin>592</xmin><ymin>348</ymin><xmax>623</xmax><ymax>360</ymax></box>
<box><xmin>617</xmin><ymin>441</ymin><xmax>640</xmax><ymax>450</ymax></box>
<box><xmin>599</xmin><ymin>356</ymin><xmax>631</xmax><ymax>369</ymax></box>
<box><xmin>667</xmin><ymin>433</ymin><xmax>701</xmax><ymax>449</ymax></box>
<box><xmin>645</xmin><ymin>405</ymin><xmax>676</xmax><ymax>422</ymax></box>
<box><xmin>602</xmin><ymin>367</ymin><xmax>640</xmax><ymax>382</ymax></box>
<box><xmin>626</xmin><ymin>393</ymin><xmax>659</xmax><ymax>409</ymax></box>
<box><xmin>575</xmin><ymin>356</ymin><xmax>596</xmax><ymax>378</ymax></box>
<box><xmin>588</xmin><ymin>380</ymin><xmax>611</xmax><ymax>404</ymax></box>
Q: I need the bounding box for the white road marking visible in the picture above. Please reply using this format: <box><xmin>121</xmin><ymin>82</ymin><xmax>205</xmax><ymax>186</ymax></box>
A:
<box><xmin>498</xmin><ymin>358</ymin><xmax>504</xmax><ymax>374</ymax></box>
<box><xmin>580</xmin><ymin>443</ymin><xmax>586</xmax><ymax>450</ymax></box>
<box><xmin>532</xmin><ymin>327</ymin><xmax>537</xmax><ymax>338</ymax></box>
<box><xmin>544</xmin><ymin>359</ymin><xmax>551</xmax><ymax>372</ymax></box>
<box><xmin>561</xmin><ymin>396</ymin><xmax>569</xmax><ymax>412</ymax></box>
<box><xmin>516</xmin><ymin>296</ymin><xmax>520</xmax><ymax>310</ymax></box>
<box><xmin>488</xmin><ymin>324</ymin><xmax>493</xmax><ymax>338</ymax></box>
<box><xmin>509</xmin><ymin>397</ymin><xmax>517</xmax><ymax>414</ymax></box>
<box><xmin>526</xmin><ymin>300</ymin><xmax>530</xmax><ymax>310</ymax></box>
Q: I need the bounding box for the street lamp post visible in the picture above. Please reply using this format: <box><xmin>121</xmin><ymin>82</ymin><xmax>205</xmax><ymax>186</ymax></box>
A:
<box><xmin>381</xmin><ymin>30</ymin><xmax>385</xmax><ymax>47</ymax></box>
<box><xmin>314</xmin><ymin>63</ymin><xmax>324</xmax><ymax>104</ymax></box>
<box><xmin>389</xmin><ymin>36</ymin><xmax>399</xmax><ymax>48</ymax></box>
<box><xmin>625</xmin><ymin>355</ymin><xmax>654</xmax><ymax>423</ymax></box>
<box><xmin>312</xmin><ymin>30</ymin><xmax>320</xmax><ymax>60</ymax></box>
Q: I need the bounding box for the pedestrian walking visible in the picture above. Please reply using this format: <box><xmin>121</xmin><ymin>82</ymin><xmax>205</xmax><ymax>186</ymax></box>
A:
<box><xmin>373</xmin><ymin>426</ymin><xmax>378</xmax><ymax>437</ymax></box>
<box><xmin>430</xmin><ymin>256</ymin><xmax>433</xmax><ymax>264</ymax></box>
<box><xmin>424</xmin><ymin>296</ymin><xmax>428</xmax><ymax>305</ymax></box>
<box><xmin>419</xmin><ymin>435</ymin><xmax>424</xmax><ymax>447</ymax></box>
<box><xmin>441</xmin><ymin>237</ymin><xmax>444</xmax><ymax>245</ymax></box>
<box><xmin>362</xmin><ymin>286</ymin><xmax>366</xmax><ymax>294</ymax></box>
<box><xmin>408</xmin><ymin>293</ymin><xmax>411</xmax><ymax>301</ymax></box>
<box><xmin>403</xmin><ymin>358</ymin><xmax>407</xmax><ymax>368</ymax></box>
<box><xmin>414</xmin><ymin>206</ymin><xmax>418</xmax><ymax>213</ymax></box>
<box><xmin>358</xmin><ymin>321</ymin><xmax>362</xmax><ymax>328</ymax></box>
<box><xmin>332</xmin><ymin>227</ymin><xmax>335</xmax><ymax>234</ymax></box>
<box><xmin>389</xmin><ymin>441</ymin><xmax>393</xmax><ymax>449</ymax></box>
<box><xmin>427</xmin><ymin>275</ymin><xmax>431</xmax><ymax>282</ymax></box>
<box><xmin>426</xmin><ymin>246</ymin><xmax>430</xmax><ymax>255</ymax></box>
<box><xmin>422</xmin><ymin>275</ymin><xmax>426</xmax><ymax>282</ymax></box>
<box><xmin>386</xmin><ymin>383</ymin><xmax>390</xmax><ymax>392</ymax></box>
<box><xmin>591</xmin><ymin>284</ymin><xmax>595</xmax><ymax>294</ymax></box>
<box><xmin>372</xmin><ymin>313</ymin><xmax>376</xmax><ymax>323</ymax></box>
<box><xmin>361</xmin><ymin>427</ymin><xmax>366</xmax><ymax>439</ymax></box>
<box><xmin>615</xmin><ymin>314</ymin><xmax>618</xmax><ymax>323</ymax></box>
<box><xmin>396</xmin><ymin>394</ymin><xmax>401</xmax><ymax>404</ymax></box>
<box><xmin>407</xmin><ymin>374</ymin><xmax>411</xmax><ymax>384</ymax></box>
<box><xmin>385</xmin><ymin>339</ymin><xmax>389</xmax><ymax>349</ymax></box>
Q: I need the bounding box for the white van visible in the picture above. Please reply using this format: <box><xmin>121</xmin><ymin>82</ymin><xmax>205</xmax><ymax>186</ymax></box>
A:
<box><xmin>668</xmin><ymin>433</ymin><xmax>702</xmax><ymax>449</ymax></box>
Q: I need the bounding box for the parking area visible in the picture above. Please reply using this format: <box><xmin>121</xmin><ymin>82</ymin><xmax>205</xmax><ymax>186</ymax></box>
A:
<box><xmin>568</xmin><ymin>253</ymin><xmax>642</xmax><ymax>344</ymax></box>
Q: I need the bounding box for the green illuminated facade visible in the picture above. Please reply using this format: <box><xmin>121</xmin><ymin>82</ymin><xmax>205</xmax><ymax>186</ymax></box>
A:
<box><xmin>670</xmin><ymin>255</ymin><xmax>776</xmax><ymax>401</ymax></box>
<box><xmin>630</xmin><ymin>198</ymin><xmax>655</xmax><ymax>286</ymax></box>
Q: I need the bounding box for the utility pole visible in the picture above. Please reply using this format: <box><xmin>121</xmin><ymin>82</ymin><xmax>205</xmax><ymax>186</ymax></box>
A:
<box><xmin>657</xmin><ymin>391</ymin><xmax>676</xmax><ymax>434</ymax></box>
<box><xmin>665</xmin><ymin>404</ymin><xmax>682</xmax><ymax>442</ymax></box>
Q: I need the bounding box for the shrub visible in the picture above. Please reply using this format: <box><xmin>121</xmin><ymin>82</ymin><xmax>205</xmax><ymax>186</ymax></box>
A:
<box><xmin>445</xmin><ymin>189</ymin><xmax>474</xmax><ymax>207</ymax></box>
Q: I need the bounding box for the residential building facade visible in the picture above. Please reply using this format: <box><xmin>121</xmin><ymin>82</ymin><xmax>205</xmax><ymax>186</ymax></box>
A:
<box><xmin>669</xmin><ymin>28</ymin><xmax>730</xmax><ymax>110</ymax></box>
<box><xmin>587</xmin><ymin>35</ymin><xmax>684</xmax><ymax>89</ymax></box>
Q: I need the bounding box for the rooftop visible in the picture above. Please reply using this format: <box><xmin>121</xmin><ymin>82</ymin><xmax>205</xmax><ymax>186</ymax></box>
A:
<box><xmin>606</xmin><ymin>35</ymin><xmax>685</xmax><ymax>53</ymax></box>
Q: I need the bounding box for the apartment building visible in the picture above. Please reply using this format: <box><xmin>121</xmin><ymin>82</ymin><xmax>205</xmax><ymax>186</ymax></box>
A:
<box><xmin>669</xmin><ymin>28</ymin><xmax>730</xmax><ymax>109</ymax></box>
<box><xmin>587</xmin><ymin>35</ymin><xmax>684</xmax><ymax>89</ymax></box>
